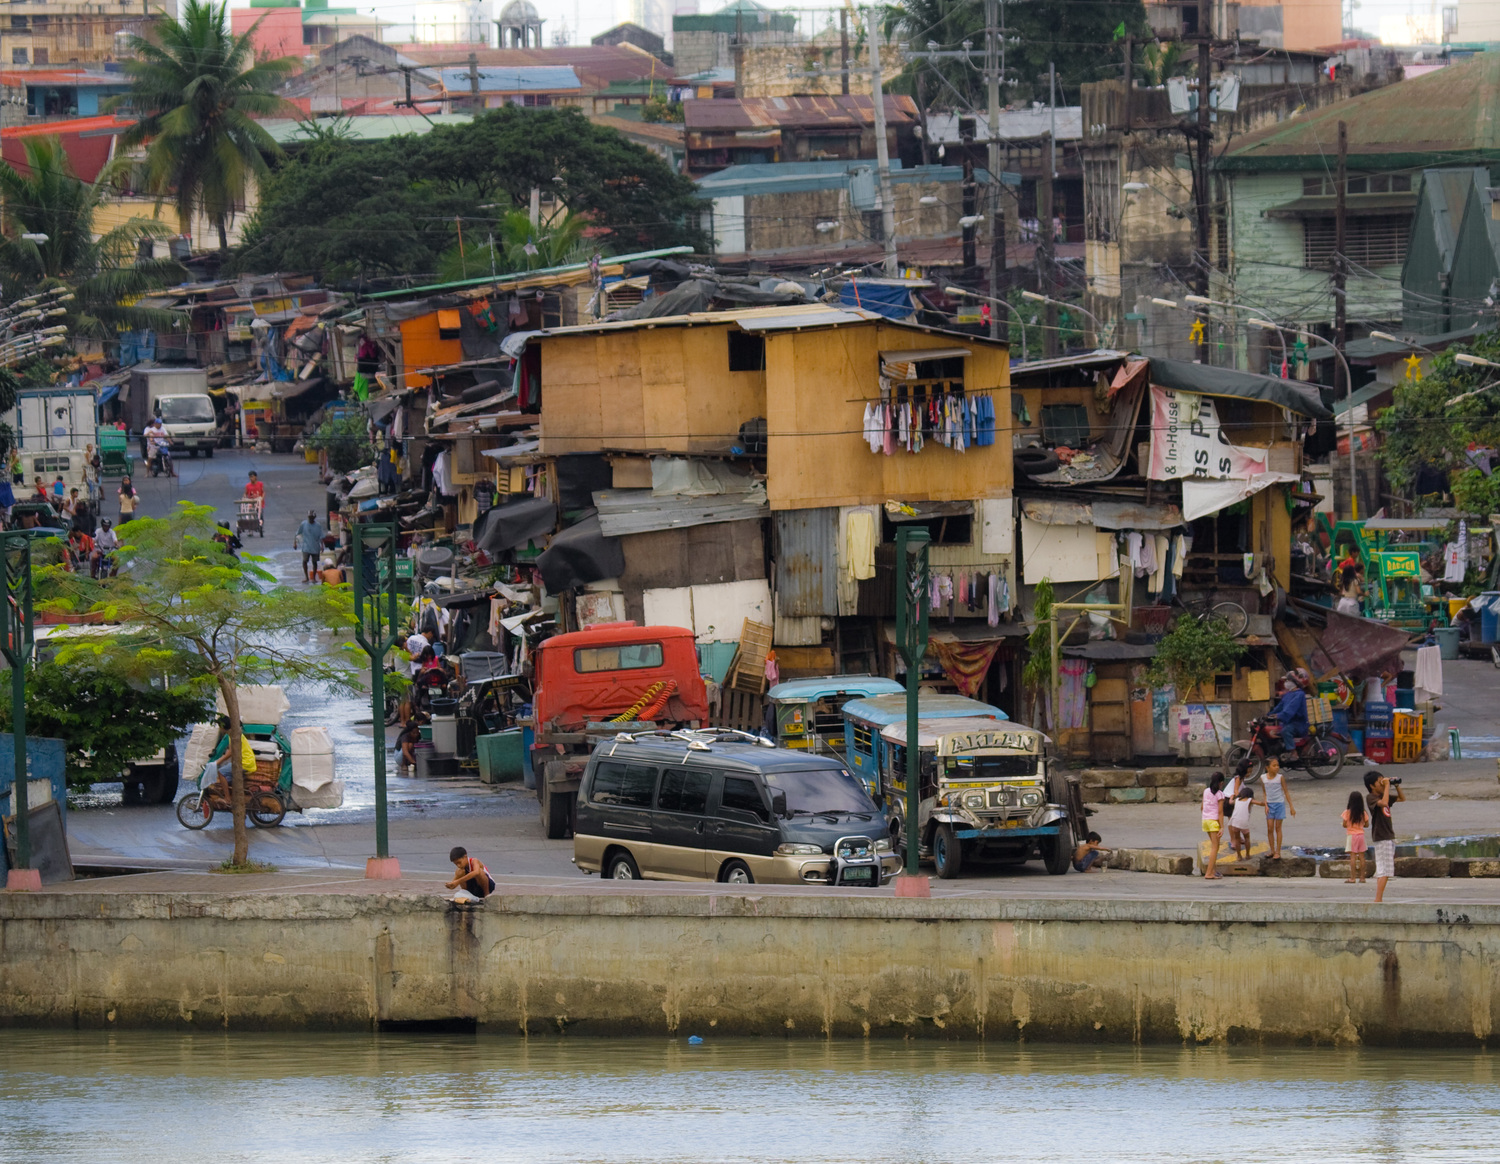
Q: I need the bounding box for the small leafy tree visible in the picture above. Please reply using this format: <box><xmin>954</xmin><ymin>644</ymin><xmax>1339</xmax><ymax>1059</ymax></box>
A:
<box><xmin>0</xmin><ymin>663</ymin><xmax>209</xmax><ymax>789</ymax></box>
<box><xmin>1022</xmin><ymin>577</ymin><xmax>1055</xmax><ymax>727</ymax></box>
<box><xmin>306</xmin><ymin>413</ymin><xmax>374</xmax><ymax>474</ymax></box>
<box><xmin>1146</xmin><ymin>614</ymin><xmax>1244</xmax><ymax>757</ymax></box>
<box><xmin>43</xmin><ymin>502</ymin><xmax>358</xmax><ymax>866</ymax></box>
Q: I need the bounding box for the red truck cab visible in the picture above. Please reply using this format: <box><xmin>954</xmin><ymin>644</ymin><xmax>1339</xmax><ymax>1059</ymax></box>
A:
<box><xmin>531</xmin><ymin>623</ymin><xmax>710</xmax><ymax>837</ymax></box>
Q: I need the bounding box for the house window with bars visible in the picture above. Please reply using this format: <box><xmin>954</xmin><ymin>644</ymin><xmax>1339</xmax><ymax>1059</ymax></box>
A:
<box><xmin>1302</xmin><ymin>215</ymin><xmax>1411</xmax><ymax>269</ymax></box>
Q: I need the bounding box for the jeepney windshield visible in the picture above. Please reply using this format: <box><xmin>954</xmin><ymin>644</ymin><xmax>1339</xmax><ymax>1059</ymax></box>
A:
<box><xmin>943</xmin><ymin>753</ymin><xmax>1040</xmax><ymax>781</ymax></box>
<box><xmin>764</xmin><ymin>768</ymin><xmax>877</xmax><ymax>818</ymax></box>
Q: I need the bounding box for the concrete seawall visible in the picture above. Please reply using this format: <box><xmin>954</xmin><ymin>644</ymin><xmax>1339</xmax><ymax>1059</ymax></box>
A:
<box><xmin>2</xmin><ymin>891</ymin><xmax>1496</xmax><ymax>1045</ymax></box>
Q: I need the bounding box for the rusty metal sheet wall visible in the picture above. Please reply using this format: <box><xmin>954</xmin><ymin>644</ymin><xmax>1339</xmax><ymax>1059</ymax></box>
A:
<box><xmin>774</xmin><ymin>507</ymin><xmax>838</xmax><ymax>618</ymax></box>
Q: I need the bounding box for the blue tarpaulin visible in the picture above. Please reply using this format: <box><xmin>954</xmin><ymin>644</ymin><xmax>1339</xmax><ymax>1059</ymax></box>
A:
<box><xmin>839</xmin><ymin>280</ymin><xmax>915</xmax><ymax>321</ymax></box>
<box><xmin>96</xmin><ymin>383</ymin><xmax>120</xmax><ymax>405</ymax></box>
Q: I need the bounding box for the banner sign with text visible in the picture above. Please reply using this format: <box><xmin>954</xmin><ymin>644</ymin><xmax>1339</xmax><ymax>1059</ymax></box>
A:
<box><xmin>1147</xmin><ymin>385</ymin><xmax>1269</xmax><ymax>481</ymax></box>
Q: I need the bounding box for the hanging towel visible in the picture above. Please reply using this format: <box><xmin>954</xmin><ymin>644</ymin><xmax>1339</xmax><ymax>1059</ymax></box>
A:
<box><xmin>1150</xmin><ymin>534</ymin><xmax>1170</xmax><ymax>594</ymax></box>
<box><xmin>1172</xmin><ymin>533</ymin><xmax>1187</xmax><ymax>577</ymax></box>
<box><xmin>847</xmin><ymin>510</ymin><xmax>876</xmax><ymax>581</ymax></box>
<box><xmin>987</xmin><ymin>573</ymin><xmax>1001</xmax><ymax>628</ymax></box>
<box><xmin>1413</xmin><ymin>644</ymin><xmax>1444</xmax><ymax>700</ymax></box>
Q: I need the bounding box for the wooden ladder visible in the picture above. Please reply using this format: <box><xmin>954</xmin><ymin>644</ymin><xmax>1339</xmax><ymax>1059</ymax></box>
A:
<box><xmin>726</xmin><ymin>618</ymin><xmax>774</xmax><ymax>694</ymax></box>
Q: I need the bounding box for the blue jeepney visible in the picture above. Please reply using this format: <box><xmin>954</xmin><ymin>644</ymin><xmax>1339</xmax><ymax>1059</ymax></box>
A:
<box><xmin>841</xmin><ymin>693</ymin><xmax>1006</xmax><ymax>801</ymax></box>
<box><xmin>766</xmin><ymin>675</ymin><xmax>904</xmax><ymax>756</ymax></box>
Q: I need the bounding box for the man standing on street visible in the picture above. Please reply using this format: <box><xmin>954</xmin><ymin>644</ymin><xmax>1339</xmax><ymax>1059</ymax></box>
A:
<box><xmin>1365</xmin><ymin>769</ymin><xmax>1405</xmax><ymax>902</ymax></box>
<box><xmin>295</xmin><ymin>510</ymin><xmax>324</xmax><ymax>583</ymax></box>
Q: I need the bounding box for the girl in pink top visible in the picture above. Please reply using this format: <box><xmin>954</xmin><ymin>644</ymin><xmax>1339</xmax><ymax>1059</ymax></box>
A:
<box><xmin>1341</xmin><ymin>790</ymin><xmax>1368</xmax><ymax>884</ymax></box>
<box><xmin>1200</xmin><ymin>771</ymin><xmax>1226</xmax><ymax>879</ymax></box>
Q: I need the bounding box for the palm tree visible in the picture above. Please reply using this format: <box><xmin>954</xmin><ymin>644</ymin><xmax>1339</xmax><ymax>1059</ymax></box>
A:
<box><xmin>437</xmin><ymin>210</ymin><xmax>591</xmax><ymax>283</ymax></box>
<box><xmin>0</xmin><ymin>136</ymin><xmax>184</xmax><ymax>339</ymax></box>
<box><xmin>115</xmin><ymin>0</ymin><xmax>297</xmax><ymax>253</ymax></box>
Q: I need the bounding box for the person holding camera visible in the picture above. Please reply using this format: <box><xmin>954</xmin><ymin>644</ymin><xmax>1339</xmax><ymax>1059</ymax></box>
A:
<box><xmin>1364</xmin><ymin>769</ymin><xmax>1405</xmax><ymax>902</ymax></box>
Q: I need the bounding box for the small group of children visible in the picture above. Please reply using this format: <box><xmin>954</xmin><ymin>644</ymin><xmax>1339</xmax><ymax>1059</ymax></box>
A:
<box><xmin>1341</xmin><ymin>791</ymin><xmax>1369</xmax><ymax>883</ymax></box>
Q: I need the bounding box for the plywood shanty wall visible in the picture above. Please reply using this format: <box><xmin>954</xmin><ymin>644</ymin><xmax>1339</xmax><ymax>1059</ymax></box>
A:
<box><xmin>763</xmin><ymin>322</ymin><xmax>1011</xmax><ymax>510</ymax></box>
<box><xmin>538</xmin><ymin>323</ymin><xmax>767</xmax><ymax>455</ymax></box>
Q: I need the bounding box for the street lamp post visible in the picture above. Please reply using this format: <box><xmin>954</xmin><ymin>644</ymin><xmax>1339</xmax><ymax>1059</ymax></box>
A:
<box><xmin>2</xmin><ymin>532</ymin><xmax>36</xmax><ymax>891</ymax></box>
<box><xmin>1154</xmin><ymin>295</ymin><xmax>1290</xmax><ymax>371</ymax></box>
<box><xmin>352</xmin><ymin>520</ymin><xmax>402</xmax><ymax>880</ymax></box>
<box><xmin>894</xmin><ymin>524</ymin><xmax>930</xmax><ymax>894</ymax></box>
<box><xmin>1020</xmin><ymin>289</ymin><xmax>1104</xmax><ymax>348</ymax></box>
<box><xmin>943</xmin><ymin>286</ymin><xmax>1029</xmax><ymax>362</ymax></box>
<box><xmin>1449</xmin><ymin>352</ymin><xmax>1500</xmax><ymax>405</ymax></box>
<box><xmin>1249</xmin><ymin>318</ymin><xmax>1359</xmax><ymax>518</ymax></box>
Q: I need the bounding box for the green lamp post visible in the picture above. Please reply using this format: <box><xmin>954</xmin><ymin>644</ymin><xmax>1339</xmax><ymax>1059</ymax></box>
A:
<box><xmin>2</xmin><ymin>532</ymin><xmax>36</xmax><ymax>890</ymax></box>
<box><xmin>894</xmin><ymin>524</ymin><xmax>930</xmax><ymax>886</ymax></box>
<box><xmin>351</xmin><ymin>520</ymin><xmax>402</xmax><ymax>880</ymax></box>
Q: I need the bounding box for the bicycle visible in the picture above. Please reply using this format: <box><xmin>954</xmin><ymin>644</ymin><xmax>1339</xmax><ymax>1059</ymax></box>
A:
<box><xmin>1172</xmin><ymin>593</ymin><xmax>1250</xmax><ymax>638</ymax></box>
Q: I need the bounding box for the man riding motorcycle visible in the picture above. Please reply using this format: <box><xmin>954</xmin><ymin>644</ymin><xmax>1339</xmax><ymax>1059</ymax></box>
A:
<box><xmin>145</xmin><ymin>417</ymin><xmax>175</xmax><ymax>478</ymax></box>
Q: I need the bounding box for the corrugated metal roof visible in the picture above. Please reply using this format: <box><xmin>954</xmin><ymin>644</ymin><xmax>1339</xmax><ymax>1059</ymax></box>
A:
<box><xmin>694</xmin><ymin>160</ymin><xmax>974</xmax><ymax>200</ymax></box>
<box><xmin>1220</xmin><ymin>55</ymin><xmax>1500</xmax><ymax>170</ymax></box>
<box><xmin>360</xmin><ymin>245</ymin><xmax>694</xmax><ymax>301</ymax></box>
<box><xmin>1264</xmin><ymin>192</ymin><xmax>1419</xmax><ymax>218</ymax></box>
<box><xmin>260</xmin><ymin>115</ymin><xmax>473</xmax><ymax>144</ymax></box>
<box><xmin>684</xmin><ymin>94</ymin><xmax>918</xmax><ymax>132</ymax></box>
<box><xmin>774</xmin><ymin>507</ymin><xmax>837</xmax><ymax>618</ymax></box>
<box><xmin>592</xmin><ymin>487</ymin><xmax>767</xmax><ymax>536</ymax></box>
<box><xmin>438</xmin><ymin>66</ymin><xmax>581</xmax><ymax>92</ymax></box>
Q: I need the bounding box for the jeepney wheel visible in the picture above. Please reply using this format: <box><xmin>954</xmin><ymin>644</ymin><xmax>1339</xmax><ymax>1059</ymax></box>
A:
<box><xmin>932</xmin><ymin>823</ymin><xmax>963</xmax><ymax>879</ymax></box>
<box><xmin>719</xmin><ymin>859</ymin><xmax>754</xmax><ymax>885</ymax></box>
<box><xmin>248</xmin><ymin>791</ymin><xmax>286</xmax><ymax>828</ymax></box>
<box><xmin>1040</xmin><ymin>817</ymin><xmax>1073</xmax><ymax>875</ymax></box>
<box><xmin>607</xmin><ymin>851</ymin><xmax>640</xmax><ymax>880</ymax></box>
<box><xmin>177</xmin><ymin>793</ymin><xmax>212</xmax><ymax>830</ymax></box>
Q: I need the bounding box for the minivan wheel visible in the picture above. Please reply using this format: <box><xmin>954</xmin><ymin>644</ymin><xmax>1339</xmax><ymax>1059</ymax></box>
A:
<box><xmin>607</xmin><ymin>852</ymin><xmax>640</xmax><ymax>880</ymax></box>
<box><xmin>720</xmin><ymin>860</ymin><xmax>754</xmax><ymax>885</ymax></box>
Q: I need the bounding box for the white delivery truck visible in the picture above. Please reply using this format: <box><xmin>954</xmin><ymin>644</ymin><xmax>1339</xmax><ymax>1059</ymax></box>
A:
<box><xmin>3</xmin><ymin>386</ymin><xmax>98</xmax><ymax>493</ymax></box>
<box><xmin>124</xmin><ymin>365</ymin><xmax>219</xmax><ymax>458</ymax></box>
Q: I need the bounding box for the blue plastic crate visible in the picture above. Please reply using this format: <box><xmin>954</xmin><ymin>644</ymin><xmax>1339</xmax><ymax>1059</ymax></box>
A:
<box><xmin>1365</xmin><ymin>700</ymin><xmax>1393</xmax><ymax>726</ymax></box>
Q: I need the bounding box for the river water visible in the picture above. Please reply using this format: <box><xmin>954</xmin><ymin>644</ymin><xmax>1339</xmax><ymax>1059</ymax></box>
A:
<box><xmin>2</xmin><ymin>1032</ymin><xmax>1497</xmax><ymax>1163</ymax></box>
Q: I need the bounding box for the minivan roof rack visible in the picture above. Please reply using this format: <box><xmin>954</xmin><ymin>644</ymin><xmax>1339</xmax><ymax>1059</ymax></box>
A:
<box><xmin>606</xmin><ymin>727</ymin><xmax>775</xmax><ymax>755</ymax></box>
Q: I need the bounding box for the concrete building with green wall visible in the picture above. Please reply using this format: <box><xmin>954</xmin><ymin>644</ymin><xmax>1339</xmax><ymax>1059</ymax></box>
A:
<box><xmin>1215</xmin><ymin>54</ymin><xmax>1500</xmax><ymax>372</ymax></box>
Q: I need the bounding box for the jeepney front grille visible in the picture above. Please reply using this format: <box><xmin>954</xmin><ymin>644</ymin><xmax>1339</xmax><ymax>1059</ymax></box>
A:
<box><xmin>988</xmin><ymin>789</ymin><xmax>1016</xmax><ymax>808</ymax></box>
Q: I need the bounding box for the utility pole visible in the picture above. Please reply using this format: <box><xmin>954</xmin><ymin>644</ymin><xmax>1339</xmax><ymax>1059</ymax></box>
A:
<box><xmin>1334</xmin><ymin>120</ymin><xmax>1348</xmax><ymax>401</ymax></box>
<box><xmin>1038</xmin><ymin>142</ymin><xmax>1056</xmax><ymax>357</ymax></box>
<box><xmin>867</xmin><ymin>6</ymin><xmax>898</xmax><ymax>276</ymax></box>
<box><xmin>985</xmin><ymin>0</ymin><xmax>1002</xmax><ymax>339</ymax></box>
<box><xmin>1194</xmin><ymin>0</ymin><xmax>1212</xmax><ymax>363</ymax></box>
<box><xmin>468</xmin><ymin>51</ymin><xmax>480</xmax><ymax>110</ymax></box>
<box><xmin>962</xmin><ymin>145</ymin><xmax>977</xmax><ymax>275</ymax></box>
<box><xmin>839</xmin><ymin>8</ymin><xmax>849</xmax><ymax>96</ymax></box>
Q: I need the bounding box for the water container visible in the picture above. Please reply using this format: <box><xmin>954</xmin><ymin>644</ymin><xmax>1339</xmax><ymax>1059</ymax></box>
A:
<box><xmin>431</xmin><ymin>714</ymin><xmax>458</xmax><ymax>755</ymax></box>
<box><xmin>1481</xmin><ymin>593</ymin><xmax>1500</xmax><ymax>644</ymax></box>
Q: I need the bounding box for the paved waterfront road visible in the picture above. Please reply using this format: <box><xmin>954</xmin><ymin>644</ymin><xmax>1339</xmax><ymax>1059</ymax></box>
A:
<box><xmin>64</xmin><ymin>450</ymin><xmax>1500</xmax><ymax>902</ymax></box>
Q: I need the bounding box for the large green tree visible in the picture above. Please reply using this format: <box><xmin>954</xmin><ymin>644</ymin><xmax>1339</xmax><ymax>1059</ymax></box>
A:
<box><xmin>0</xmin><ymin>662</ymin><xmax>209</xmax><ymax>790</ymax></box>
<box><xmin>114</xmin><ymin>0</ymin><xmax>297</xmax><ymax>252</ymax></box>
<box><xmin>46</xmin><ymin>503</ymin><xmax>358</xmax><ymax>866</ymax></box>
<box><xmin>1376</xmin><ymin>333</ymin><xmax>1500</xmax><ymax>510</ymax></box>
<box><xmin>0</xmin><ymin>136</ymin><xmax>183</xmax><ymax>338</ymax></box>
<box><xmin>237</xmin><ymin>107</ymin><xmax>706</xmax><ymax>283</ymax></box>
<box><xmin>890</xmin><ymin>0</ymin><xmax>1147</xmax><ymax>107</ymax></box>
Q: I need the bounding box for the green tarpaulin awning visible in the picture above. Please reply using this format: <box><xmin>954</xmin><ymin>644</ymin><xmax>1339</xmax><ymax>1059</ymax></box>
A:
<box><xmin>1149</xmin><ymin>357</ymin><xmax>1333</xmax><ymax>419</ymax></box>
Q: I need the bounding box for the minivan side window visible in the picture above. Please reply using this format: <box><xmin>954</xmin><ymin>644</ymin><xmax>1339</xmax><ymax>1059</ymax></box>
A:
<box><xmin>590</xmin><ymin>761</ymin><xmax>658</xmax><ymax>807</ymax></box>
<box><xmin>657</xmin><ymin>768</ymin><xmax>711</xmax><ymax>814</ymax></box>
<box><xmin>719</xmin><ymin>776</ymin><xmax>770</xmax><ymax>824</ymax></box>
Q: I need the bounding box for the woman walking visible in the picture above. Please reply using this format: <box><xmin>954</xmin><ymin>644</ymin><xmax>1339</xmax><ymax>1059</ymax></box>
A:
<box><xmin>117</xmin><ymin>476</ymin><xmax>139</xmax><ymax>525</ymax></box>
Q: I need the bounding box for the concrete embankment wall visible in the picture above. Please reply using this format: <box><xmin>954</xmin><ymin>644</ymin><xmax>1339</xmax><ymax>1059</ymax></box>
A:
<box><xmin>1</xmin><ymin>892</ymin><xmax>1496</xmax><ymax>1046</ymax></box>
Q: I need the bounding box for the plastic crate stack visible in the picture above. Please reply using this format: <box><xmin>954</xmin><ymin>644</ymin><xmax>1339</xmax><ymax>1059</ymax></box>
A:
<box><xmin>1364</xmin><ymin>700</ymin><xmax>1394</xmax><ymax>765</ymax></box>
<box><xmin>1393</xmin><ymin>711</ymin><xmax>1424</xmax><ymax>764</ymax></box>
